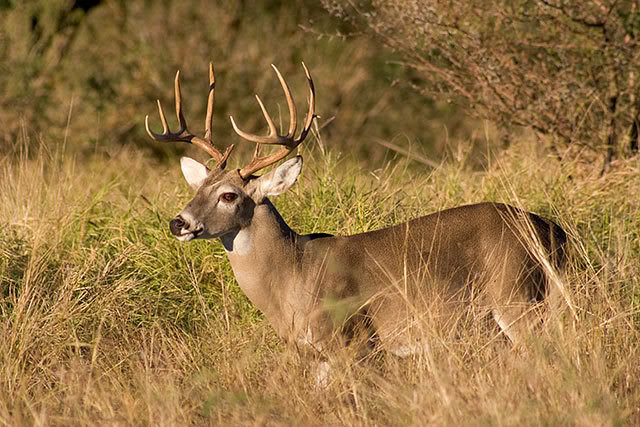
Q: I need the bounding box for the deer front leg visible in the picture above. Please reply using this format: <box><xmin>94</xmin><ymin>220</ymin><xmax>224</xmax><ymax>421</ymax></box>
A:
<box><xmin>295</xmin><ymin>311</ymin><xmax>373</xmax><ymax>388</ymax></box>
<box><xmin>293</xmin><ymin>323</ymin><xmax>335</xmax><ymax>388</ymax></box>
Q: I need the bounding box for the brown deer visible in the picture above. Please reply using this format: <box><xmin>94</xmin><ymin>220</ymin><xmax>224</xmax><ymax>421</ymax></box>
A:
<box><xmin>146</xmin><ymin>62</ymin><xmax>567</xmax><ymax>382</ymax></box>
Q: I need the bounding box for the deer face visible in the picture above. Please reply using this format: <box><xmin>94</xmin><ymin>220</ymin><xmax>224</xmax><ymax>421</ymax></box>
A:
<box><xmin>170</xmin><ymin>156</ymin><xmax>302</xmax><ymax>242</ymax></box>
<box><xmin>144</xmin><ymin>62</ymin><xmax>311</xmax><ymax>243</ymax></box>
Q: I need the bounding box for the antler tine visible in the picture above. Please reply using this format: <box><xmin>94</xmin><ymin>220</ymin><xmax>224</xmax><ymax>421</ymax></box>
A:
<box><xmin>271</xmin><ymin>64</ymin><xmax>297</xmax><ymax>137</ymax></box>
<box><xmin>229</xmin><ymin>94</ymin><xmax>279</xmax><ymax>144</ymax></box>
<box><xmin>145</xmin><ymin>64</ymin><xmax>235</xmax><ymax>168</ymax></box>
<box><xmin>297</xmin><ymin>62</ymin><xmax>315</xmax><ymax>143</ymax></box>
<box><xmin>174</xmin><ymin>70</ymin><xmax>188</xmax><ymax>133</ymax></box>
<box><xmin>204</xmin><ymin>62</ymin><xmax>215</xmax><ymax>140</ymax></box>
<box><xmin>231</xmin><ymin>63</ymin><xmax>316</xmax><ymax>179</ymax></box>
<box><xmin>229</xmin><ymin>65</ymin><xmax>299</xmax><ymax>145</ymax></box>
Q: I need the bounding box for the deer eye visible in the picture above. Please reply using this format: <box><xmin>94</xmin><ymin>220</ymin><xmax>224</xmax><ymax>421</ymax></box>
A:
<box><xmin>220</xmin><ymin>192</ymin><xmax>238</xmax><ymax>203</ymax></box>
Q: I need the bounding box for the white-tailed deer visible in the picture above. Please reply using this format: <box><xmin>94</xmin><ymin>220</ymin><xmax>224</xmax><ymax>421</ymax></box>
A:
<box><xmin>146</xmin><ymin>63</ymin><xmax>567</xmax><ymax>377</ymax></box>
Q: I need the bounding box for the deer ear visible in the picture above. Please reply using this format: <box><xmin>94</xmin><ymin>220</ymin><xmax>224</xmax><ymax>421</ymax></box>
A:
<box><xmin>180</xmin><ymin>157</ymin><xmax>209</xmax><ymax>189</ymax></box>
<box><xmin>252</xmin><ymin>156</ymin><xmax>302</xmax><ymax>201</ymax></box>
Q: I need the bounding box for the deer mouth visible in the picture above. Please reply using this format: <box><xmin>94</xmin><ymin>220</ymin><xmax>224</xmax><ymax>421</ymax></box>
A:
<box><xmin>175</xmin><ymin>227</ymin><xmax>204</xmax><ymax>241</ymax></box>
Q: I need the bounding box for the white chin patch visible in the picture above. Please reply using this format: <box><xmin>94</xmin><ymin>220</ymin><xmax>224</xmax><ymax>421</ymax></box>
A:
<box><xmin>176</xmin><ymin>233</ymin><xmax>195</xmax><ymax>242</ymax></box>
<box><xmin>175</xmin><ymin>228</ymin><xmax>214</xmax><ymax>241</ymax></box>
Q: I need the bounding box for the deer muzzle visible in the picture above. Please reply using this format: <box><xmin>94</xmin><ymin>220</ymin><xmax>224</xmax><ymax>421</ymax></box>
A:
<box><xmin>169</xmin><ymin>214</ymin><xmax>205</xmax><ymax>241</ymax></box>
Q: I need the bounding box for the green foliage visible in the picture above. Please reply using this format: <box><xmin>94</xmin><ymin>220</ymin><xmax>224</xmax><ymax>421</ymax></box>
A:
<box><xmin>0</xmin><ymin>0</ymin><xmax>468</xmax><ymax>166</ymax></box>
<box><xmin>325</xmin><ymin>0</ymin><xmax>640</xmax><ymax>165</ymax></box>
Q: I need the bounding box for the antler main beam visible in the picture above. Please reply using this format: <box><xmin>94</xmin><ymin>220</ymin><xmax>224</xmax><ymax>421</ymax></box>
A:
<box><xmin>145</xmin><ymin>63</ymin><xmax>234</xmax><ymax>168</ymax></box>
<box><xmin>230</xmin><ymin>63</ymin><xmax>315</xmax><ymax>178</ymax></box>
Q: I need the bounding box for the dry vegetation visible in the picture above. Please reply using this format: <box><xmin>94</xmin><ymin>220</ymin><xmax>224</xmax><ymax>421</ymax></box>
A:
<box><xmin>325</xmin><ymin>0</ymin><xmax>640</xmax><ymax>168</ymax></box>
<box><xmin>2</xmin><ymin>135</ymin><xmax>639</xmax><ymax>425</ymax></box>
<box><xmin>1</xmin><ymin>1</ymin><xmax>640</xmax><ymax>426</ymax></box>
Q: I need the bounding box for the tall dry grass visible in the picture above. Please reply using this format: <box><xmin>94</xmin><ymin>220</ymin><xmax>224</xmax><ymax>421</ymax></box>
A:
<box><xmin>1</xmin><ymin>132</ymin><xmax>638</xmax><ymax>425</ymax></box>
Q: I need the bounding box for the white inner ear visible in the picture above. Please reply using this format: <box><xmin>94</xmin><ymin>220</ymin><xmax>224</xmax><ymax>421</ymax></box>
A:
<box><xmin>180</xmin><ymin>157</ymin><xmax>209</xmax><ymax>189</ymax></box>
<box><xmin>255</xmin><ymin>156</ymin><xmax>303</xmax><ymax>199</ymax></box>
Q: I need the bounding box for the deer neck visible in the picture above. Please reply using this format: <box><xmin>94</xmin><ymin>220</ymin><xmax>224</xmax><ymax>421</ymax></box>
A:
<box><xmin>219</xmin><ymin>198</ymin><xmax>299</xmax><ymax>333</ymax></box>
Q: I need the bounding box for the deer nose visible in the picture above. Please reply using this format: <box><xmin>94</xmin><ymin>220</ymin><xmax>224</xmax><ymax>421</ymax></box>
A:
<box><xmin>169</xmin><ymin>216</ymin><xmax>186</xmax><ymax>236</ymax></box>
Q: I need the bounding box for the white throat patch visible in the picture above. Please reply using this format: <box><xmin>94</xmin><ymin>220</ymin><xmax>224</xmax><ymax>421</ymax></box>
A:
<box><xmin>220</xmin><ymin>228</ymin><xmax>253</xmax><ymax>256</ymax></box>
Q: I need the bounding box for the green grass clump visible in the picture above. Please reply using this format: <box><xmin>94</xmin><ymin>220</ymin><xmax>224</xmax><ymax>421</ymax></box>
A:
<box><xmin>1</xmin><ymin>135</ymin><xmax>639</xmax><ymax>425</ymax></box>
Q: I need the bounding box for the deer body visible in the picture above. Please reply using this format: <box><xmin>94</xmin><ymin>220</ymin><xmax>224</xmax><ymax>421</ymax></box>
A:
<box><xmin>205</xmin><ymin>172</ymin><xmax>565</xmax><ymax>353</ymax></box>
<box><xmin>146</xmin><ymin>63</ymin><xmax>567</xmax><ymax>372</ymax></box>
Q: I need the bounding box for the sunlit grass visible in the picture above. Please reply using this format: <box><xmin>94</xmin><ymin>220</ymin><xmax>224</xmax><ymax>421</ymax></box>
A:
<box><xmin>1</xmin><ymin>134</ymin><xmax>638</xmax><ymax>425</ymax></box>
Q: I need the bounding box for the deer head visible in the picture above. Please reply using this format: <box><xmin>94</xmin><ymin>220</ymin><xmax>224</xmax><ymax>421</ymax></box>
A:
<box><xmin>145</xmin><ymin>63</ymin><xmax>315</xmax><ymax>242</ymax></box>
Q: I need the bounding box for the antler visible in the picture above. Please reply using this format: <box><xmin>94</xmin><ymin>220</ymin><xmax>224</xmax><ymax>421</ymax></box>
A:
<box><xmin>230</xmin><ymin>63</ymin><xmax>315</xmax><ymax>178</ymax></box>
<box><xmin>145</xmin><ymin>63</ymin><xmax>235</xmax><ymax>168</ymax></box>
